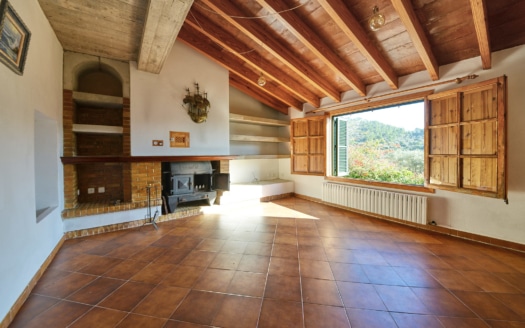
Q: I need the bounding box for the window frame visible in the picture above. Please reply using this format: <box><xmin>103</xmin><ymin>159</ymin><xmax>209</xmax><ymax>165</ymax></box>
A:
<box><xmin>290</xmin><ymin>115</ymin><xmax>326</xmax><ymax>176</ymax></box>
<box><xmin>327</xmin><ymin>90</ymin><xmax>434</xmax><ymax>193</ymax></box>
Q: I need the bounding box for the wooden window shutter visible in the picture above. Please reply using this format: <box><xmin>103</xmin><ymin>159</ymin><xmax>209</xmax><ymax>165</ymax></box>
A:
<box><xmin>291</xmin><ymin>116</ymin><xmax>326</xmax><ymax>175</ymax></box>
<box><xmin>426</xmin><ymin>76</ymin><xmax>507</xmax><ymax>200</ymax></box>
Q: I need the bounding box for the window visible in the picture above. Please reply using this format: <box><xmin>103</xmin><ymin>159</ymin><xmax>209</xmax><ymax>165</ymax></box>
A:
<box><xmin>333</xmin><ymin>100</ymin><xmax>425</xmax><ymax>186</ymax></box>
<box><xmin>328</xmin><ymin>76</ymin><xmax>507</xmax><ymax>199</ymax></box>
<box><xmin>426</xmin><ymin>76</ymin><xmax>507</xmax><ymax>200</ymax></box>
<box><xmin>291</xmin><ymin>116</ymin><xmax>326</xmax><ymax>175</ymax></box>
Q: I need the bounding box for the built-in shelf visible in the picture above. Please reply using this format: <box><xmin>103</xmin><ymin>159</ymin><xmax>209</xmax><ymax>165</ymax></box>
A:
<box><xmin>73</xmin><ymin>124</ymin><xmax>123</xmax><ymax>134</ymax></box>
<box><xmin>232</xmin><ymin>154</ymin><xmax>291</xmax><ymax>160</ymax></box>
<box><xmin>229</xmin><ymin>113</ymin><xmax>289</xmax><ymax>127</ymax></box>
<box><xmin>73</xmin><ymin>91</ymin><xmax>123</xmax><ymax>108</ymax></box>
<box><xmin>230</xmin><ymin>134</ymin><xmax>289</xmax><ymax>143</ymax></box>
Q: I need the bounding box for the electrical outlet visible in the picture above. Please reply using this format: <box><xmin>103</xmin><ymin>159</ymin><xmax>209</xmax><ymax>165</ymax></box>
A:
<box><xmin>98</xmin><ymin>187</ymin><xmax>105</xmax><ymax>193</ymax></box>
<box><xmin>152</xmin><ymin>140</ymin><xmax>164</xmax><ymax>146</ymax></box>
<box><xmin>87</xmin><ymin>187</ymin><xmax>95</xmax><ymax>194</ymax></box>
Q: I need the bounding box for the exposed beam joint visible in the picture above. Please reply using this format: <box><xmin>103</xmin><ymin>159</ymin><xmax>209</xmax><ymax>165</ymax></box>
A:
<box><xmin>256</xmin><ymin>0</ymin><xmax>366</xmax><ymax>96</ymax></box>
<box><xmin>391</xmin><ymin>0</ymin><xmax>440</xmax><ymax>80</ymax></box>
<box><xmin>200</xmin><ymin>0</ymin><xmax>341</xmax><ymax>102</ymax></box>
<box><xmin>317</xmin><ymin>0</ymin><xmax>399</xmax><ymax>89</ymax></box>
<box><xmin>138</xmin><ymin>0</ymin><xmax>193</xmax><ymax>73</ymax></box>
<box><xmin>469</xmin><ymin>0</ymin><xmax>491</xmax><ymax>69</ymax></box>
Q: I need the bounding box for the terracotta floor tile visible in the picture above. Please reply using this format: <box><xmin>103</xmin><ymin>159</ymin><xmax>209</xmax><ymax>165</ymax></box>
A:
<box><xmin>300</xmin><ymin>259</ymin><xmax>334</xmax><ymax>280</ymax></box>
<box><xmin>208</xmin><ymin>252</ymin><xmax>243</xmax><ymax>270</ymax></box>
<box><xmin>276</xmin><ymin>225</ymin><xmax>297</xmax><ymax>235</ymax></box>
<box><xmin>268</xmin><ymin>257</ymin><xmax>300</xmax><ymax>276</ymax></box>
<box><xmin>453</xmin><ymin>290</ymin><xmax>522</xmax><ymax>320</ymax></box>
<box><xmin>428</xmin><ymin>269</ymin><xmax>484</xmax><ymax>291</ymax></box>
<box><xmin>272</xmin><ymin>243</ymin><xmax>298</xmax><ymax>258</ymax></box>
<box><xmin>32</xmin><ymin>271</ymin><xmax>97</xmax><ymax>299</ymax></box>
<box><xmin>9</xmin><ymin>295</ymin><xmax>59</xmax><ymax>328</ymax></box>
<box><xmin>154</xmin><ymin>248</ymin><xmax>192</xmax><ymax>265</ymax></box>
<box><xmin>325</xmin><ymin>248</ymin><xmax>358</xmax><ymax>263</ymax></box>
<box><xmin>195</xmin><ymin>238</ymin><xmax>226</xmax><ymax>251</ymax></box>
<box><xmin>98</xmin><ymin>281</ymin><xmax>155</xmax><ymax>311</ymax></box>
<box><xmin>69</xmin><ymin>307</ymin><xmax>127</xmax><ymax>328</ymax></box>
<box><xmin>498</xmin><ymin>272</ymin><xmax>525</xmax><ymax>292</ymax></box>
<box><xmin>193</xmin><ymin>268</ymin><xmax>235</xmax><ymax>293</ymax></box>
<box><xmin>161</xmin><ymin>265</ymin><xmax>206</xmax><ymax>288</ymax></box>
<box><xmin>485</xmin><ymin>320</ymin><xmax>525</xmax><ymax>328</ymax></box>
<box><xmin>49</xmin><ymin>252</ymin><xmax>101</xmax><ymax>272</ymax></box>
<box><xmin>104</xmin><ymin>244</ymin><xmax>145</xmax><ymax>259</ymax></box>
<box><xmin>361</xmin><ymin>264</ymin><xmax>406</xmax><ymax>286</ymax></box>
<box><xmin>345</xmin><ymin>308</ymin><xmax>397</xmax><ymax>328</ymax></box>
<box><xmin>176</xmin><ymin>237</ymin><xmax>204</xmax><ymax>249</ymax></box>
<box><xmin>264</xmin><ymin>274</ymin><xmax>301</xmax><ymax>302</ymax></box>
<box><xmin>133</xmin><ymin>285</ymin><xmax>189</xmax><ymax>318</ymax></box>
<box><xmin>459</xmin><ymin>270</ymin><xmax>521</xmax><ymax>293</ymax></box>
<box><xmin>491</xmin><ymin>293</ymin><xmax>525</xmax><ymax>318</ymax></box>
<box><xmin>102</xmin><ymin>259</ymin><xmax>149</xmax><ymax>280</ymax></box>
<box><xmin>437</xmin><ymin>316</ymin><xmax>490</xmax><ymax>328</ymax></box>
<box><xmin>393</xmin><ymin>267</ymin><xmax>443</xmax><ymax>288</ymax></box>
<box><xmin>302</xmin><ymin>277</ymin><xmax>342</xmax><ymax>306</ymax></box>
<box><xmin>129</xmin><ymin>246</ymin><xmax>168</xmax><ymax>262</ymax></box>
<box><xmin>390</xmin><ymin>313</ymin><xmax>443</xmax><ymax>328</ymax></box>
<box><xmin>304</xmin><ymin>303</ymin><xmax>351</xmax><ymax>328</ymax></box>
<box><xmin>297</xmin><ymin>235</ymin><xmax>324</xmax><ymax>247</ymax></box>
<box><xmin>299</xmin><ymin>245</ymin><xmax>328</xmax><ymax>261</ymax></box>
<box><xmin>67</xmin><ymin>277</ymin><xmax>125</xmax><ymax>305</ymax></box>
<box><xmin>220</xmin><ymin>240</ymin><xmax>248</xmax><ymax>253</ymax></box>
<box><xmin>411</xmin><ymin>287</ymin><xmax>477</xmax><ymax>317</ymax></box>
<box><xmin>171</xmin><ymin>290</ymin><xmax>226</xmax><ymax>325</ymax></box>
<box><xmin>21</xmin><ymin>300</ymin><xmax>91</xmax><ymax>328</ymax></box>
<box><xmin>84</xmin><ymin>240</ymin><xmax>124</xmax><ymax>256</ymax></box>
<box><xmin>258</xmin><ymin>299</ymin><xmax>303</xmax><ymax>328</ymax></box>
<box><xmin>116</xmin><ymin>313</ymin><xmax>167</xmax><ymax>327</ymax></box>
<box><xmin>130</xmin><ymin>261</ymin><xmax>176</xmax><ymax>284</ymax></box>
<box><xmin>227</xmin><ymin>271</ymin><xmax>266</xmax><ymax>297</ymax></box>
<box><xmin>244</xmin><ymin>241</ymin><xmax>273</xmax><ymax>256</ymax></box>
<box><xmin>352</xmin><ymin>249</ymin><xmax>388</xmax><ymax>266</ymax></box>
<box><xmin>375</xmin><ymin>285</ymin><xmax>431</xmax><ymax>314</ymax></box>
<box><xmin>151</xmin><ymin>235</ymin><xmax>184</xmax><ymax>248</ymax></box>
<box><xmin>212</xmin><ymin>295</ymin><xmax>262</xmax><ymax>328</ymax></box>
<box><xmin>337</xmin><ymin>281</ymin><xmax>386</xmax><ymax>311</ymax></box>
<box><xmin>164</xmin><ymin>320</ymin><xmax>214</xmax><ymax>328</ymax></box>
<box><xmin>179</xmin><ymin>250</ymin><xmax>217</xmax><ymax>267</ymax></box>
<box><xmin>330</xmin><ymin>262</ymin><xmax>370</xmax><ymax>283</ymax></box>
<box><xmin>237</xmin><ymin>254</ymin><xmax>270</xmax><ymax>273</ymax></box>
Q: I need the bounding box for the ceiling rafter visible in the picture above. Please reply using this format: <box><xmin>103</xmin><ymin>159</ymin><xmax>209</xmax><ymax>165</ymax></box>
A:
<box><xmin>317</xmin><ymin>0</ymin><xmax>399</xmax><ymax>89</ymax></box>
<box><xmin>390</xmin><ymin>0</ymin><xmax>440</xmax><ymax>80</ymax></box>
<box><xmin>178</xmin><ymin>24</ymin><xmax>304</xmax><ymax>110</ymax></box>
<box><xmin>186</xmin><ymin>8</ymin><xmax>320</xmax><ymax>107</ymax></box>
<box><xmin>199</xmin><ymin>0</ymin><xmax>342</xmax><ymax>103</ymax></box>
<box><xmin>469</xmin><ymin>0</ymin><xmax>491</xmax><ymax>69</ymax></box>
<box><xmin>255</xmin><ymin>0</ymin><xmax>366</xmax><ymax>97</ymax></box>
<box><xmin>229</xmin><ymin>75</ymin><xmax>290</xmax><ymax>114</ymax></box>
<box><xmin>138</xmin><ymin>0</ymin><xmax>193</xmax><ymax>73</ymax></box>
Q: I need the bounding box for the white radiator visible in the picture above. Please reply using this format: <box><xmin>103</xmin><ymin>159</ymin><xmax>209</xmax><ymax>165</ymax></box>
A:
<box><xmin>322</xmin><ymin>182</ymin><xmax>427</xmax><ymax>224</ymax></box>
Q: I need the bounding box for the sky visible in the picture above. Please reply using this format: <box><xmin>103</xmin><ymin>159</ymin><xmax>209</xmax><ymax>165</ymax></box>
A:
<box><xmin>346</xmin><ymin>101</ymin><xmax>425</xmax><ymax>131</ymax></box>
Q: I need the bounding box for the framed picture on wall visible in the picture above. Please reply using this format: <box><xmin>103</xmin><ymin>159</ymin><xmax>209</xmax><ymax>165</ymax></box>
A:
<box><xmin>0</xmin><ymin>0</ymin><xmax>30</xmax><ymax>75</ymax></box>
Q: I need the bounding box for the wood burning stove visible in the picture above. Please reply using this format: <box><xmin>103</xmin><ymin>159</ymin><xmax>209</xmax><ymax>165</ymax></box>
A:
<box><xmin>161</xmin><ymin>161</ymin><xmax>229</xmax><ymax>213</ymax></box>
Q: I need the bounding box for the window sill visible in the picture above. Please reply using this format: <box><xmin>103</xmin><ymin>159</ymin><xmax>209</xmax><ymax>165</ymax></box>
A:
<box><xmin>325</xmin><ymin>176</ymin><xmax>435</xmax><ymax>194</ymax></box>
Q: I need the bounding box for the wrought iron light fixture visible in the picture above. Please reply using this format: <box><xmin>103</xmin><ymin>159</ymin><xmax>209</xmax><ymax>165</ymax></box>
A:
<box><xmin>368</xmin><ymin>6</ymin><xmax>385</xmax><ymax>31</ymax></box>
<box><xmin>257</xmin><ymin>72</ymin><xmax>267</xmax><ymax>87</ymax></box>
<box><xmin>183</xmin><ymin>83</ymin><xmax>210</xmax><ymax>123</ymax></box>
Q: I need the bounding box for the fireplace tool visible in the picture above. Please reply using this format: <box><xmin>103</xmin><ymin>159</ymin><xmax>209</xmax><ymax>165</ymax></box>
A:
<box><xmin>145</xmin><ymin>184</ymin><xmax>160</xmax><ymax>230</ymax></box>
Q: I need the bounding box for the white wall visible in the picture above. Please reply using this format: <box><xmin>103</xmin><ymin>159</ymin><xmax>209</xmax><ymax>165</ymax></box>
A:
<box><xmin>0</xmin><ymin>0</ymin><xmax>64</xmax><ymax>321</ymax></box>
<box><xmin>288</xmin><ymin>45</ymin><xmax>525</xmax><ymax>245</ymax></box>
<box><xmin>130</xmin><ymin>42</ymin><xmax>229</xmax><ymax>156</ymax></box>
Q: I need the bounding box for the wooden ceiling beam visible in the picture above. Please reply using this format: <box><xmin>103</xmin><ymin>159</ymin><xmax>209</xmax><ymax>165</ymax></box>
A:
<box><xmin>391</xmin><ymin>0</ymin><xmax>440</xmax><ymax>80</ymax></box>
<box><xmin>178</xmin><ymin>25</ymin><xmax>304</xmax><ymax>110</ymax></box>
<box><xmin>186</xmin><ymin>8</ymin><xmax>320</xmax><ymax>107</ymax></box>
<box><xmin>138</xmin><ymin>0</ymin><xmax>193</xmax><ymax>73</ymax></box>
<box><xmin>469</xmin><ymin>0</ymin><xmax>491</xmax><ymax>69</ymax></box>
<box><xmin>229</xmin><ymin>75</ymin><xmax>290</xmax><ymax>114</ymax></box>
<box><xmin>199</xmin><ymin>0</ymin><xmax>342</xmax><ymax>103</ymax></box>
<box><xmin>317</xmin><ymin>0</ymin><xmax>399</xmax><ymax>89</ymax></box>
<box><xmin>255</xmin><ymin>0</ymin><xmax>366</xmax><ymax>97</ymax></box>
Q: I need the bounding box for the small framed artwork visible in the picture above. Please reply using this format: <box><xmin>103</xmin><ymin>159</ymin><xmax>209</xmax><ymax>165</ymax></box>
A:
<box><xmin>0</xmin><ymin>0</ymin><xmax>30</xmax><ymax>75</ymax></box>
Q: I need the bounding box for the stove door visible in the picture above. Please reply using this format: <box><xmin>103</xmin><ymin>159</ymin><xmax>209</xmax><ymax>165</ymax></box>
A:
<box><xmin>172</xmin><ymin>174</ymin><xmax>193</xmax><ymax>195</ymax></box>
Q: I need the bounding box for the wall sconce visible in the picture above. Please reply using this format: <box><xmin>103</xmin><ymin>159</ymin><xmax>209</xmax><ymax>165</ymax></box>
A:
<box><xmin>368</xmin><ymin>6</ymin><xmax>385</xmax><ymax>31</ymax></box>
<box><xmin>183</xmin><ymin>83</ymin><xmax>210</xmax><ymax>123</ymax></box>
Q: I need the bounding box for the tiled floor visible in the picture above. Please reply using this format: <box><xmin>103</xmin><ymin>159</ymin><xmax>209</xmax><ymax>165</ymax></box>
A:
<box><xmin>10</xmin><ymin>197</ymin><xmax>525</xmax><ymax>327</ymax></box>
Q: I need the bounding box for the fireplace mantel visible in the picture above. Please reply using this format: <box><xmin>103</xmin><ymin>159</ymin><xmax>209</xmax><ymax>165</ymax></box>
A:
<box><xmin>61</xmin><ymin>155</ymin><xmax>235</xmax><ymax>164</ymax></box>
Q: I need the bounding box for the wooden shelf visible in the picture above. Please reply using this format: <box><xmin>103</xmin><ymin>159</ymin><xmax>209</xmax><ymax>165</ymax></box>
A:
<box><xmin>73</xmin><ymin>124</ymin><xmax>123</xmax><ymax>134</ymax></box>
<box><xmin>73</xmin><ymin>91</ymin><xmax>123</xmax><ymax>108</ymax></box>
<box><xmin>232</xmin><ymin>154</ymin><xmax>291</xmax><ymax>160</ymax></box>
<box><xmin>229</xmin><ymin>113</ymin><xmax>289</xmax><ymax>127</ymax></box>
<box><xmin>230</xmin><ymin>134</ymin><xmax>289</xmax><ymax>143</ymax></box>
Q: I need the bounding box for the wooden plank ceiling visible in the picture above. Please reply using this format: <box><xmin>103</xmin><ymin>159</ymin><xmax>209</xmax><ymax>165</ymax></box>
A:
<box><xmin>38</xmin><ymin>0</ymin><xmax>525</xmax><ymax>113</ymax></box>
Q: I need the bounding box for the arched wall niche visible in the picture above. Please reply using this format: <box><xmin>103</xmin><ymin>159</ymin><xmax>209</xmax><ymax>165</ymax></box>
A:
<box><xmin>63</xmin><ymin>51</ymin><xmax>130</xmax><ymax>97</ymax></box>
